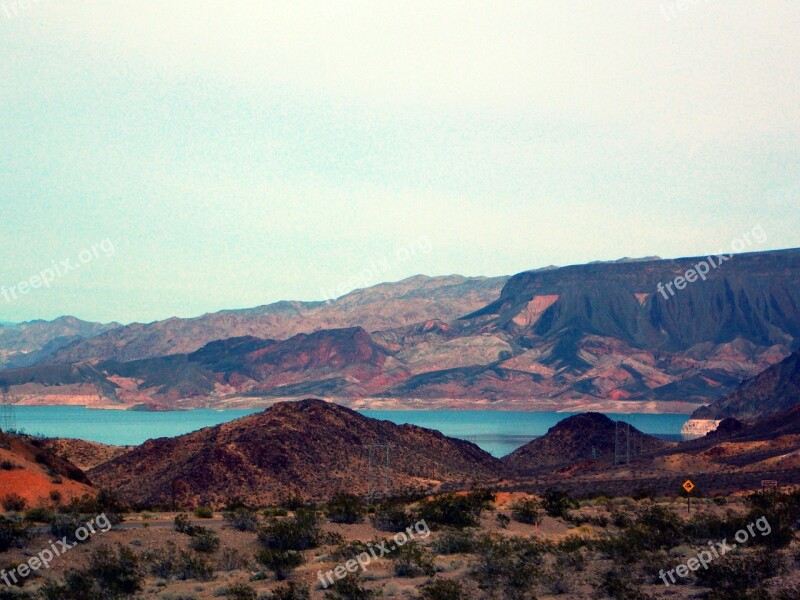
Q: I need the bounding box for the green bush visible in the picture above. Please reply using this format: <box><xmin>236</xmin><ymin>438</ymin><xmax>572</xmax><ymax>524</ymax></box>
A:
<box><xmin>418</xmin><ymin>492</ymin><xmax>489</xmax><ymax>528</ymax></box>
<box><xmin>322</xmin><ymin>573</ymin><xmax>379</xmax><ymax>600</ymax></box>
<box><xmin>24</xmin><ymin>507</ymin><xmax>54</xmax><ymax>524</ymax></box>
<box><xmin>471</xmin><ymin>535</ymin><xmax>546</xmax><ymax>598</ymax></box>
<box><xmin>222</xmin><ymin>583</ymin><xmax>257</xmax><ymax>600</ymax></box>
<box><xmin>0</xmin><ymin>516</ymin><xmax>30</xmax><ymax>552</ymax></box>
<box><xmin>431</xmin><ymin>528</ymin><xmax>477</xmax><ymax>555</ymax></box>
<box><xmin>326</xmin><ymin>493</ymin><xmax>365</xmax><ymax>524</ymax></box>
<box><xmin>511</xmin><ymin>499</ymin><xmax>541</xmax><ymax>525</ymax></box>
<box><xmin>1</xmin><ymin>494</ymin><xmax>27</xmax><ymax>512</ymax></box>
<box><xmin>188</xmin><ymin>527</ymin><xmax>220</xmax><ymax>553</ymax></box>
<box><xmin>87</xmin><ymin>544</ymin><xmax>144</xmax><ymax>596</ymax></box>
<box><xmin>391</xmin><ymin>542</ymin><xmax>435</xmax><ymax>577</ymax></box>
<box><xmin>369</xmin><ymin>501</ymin><xmax>416</xmax><ymax>532</ymax></box>
<box><xmin>541</xmin><ymin>489</ymin><xmax>578</xmax><ymax>518</ymax></box>
<box><xmin>174</xmin><ymin>513</ymin><xmax>196</xmax><ymax>535</ymax></box>
<box><xmin>223</xmin><ymin>508</ymin><xmax>258</xmax><ymax>532</ymax></box>
<box><xmin>257</xmin><ymin>510</ymin><xmax>321</xmax><ymax>551</ymax></box>
<box><xmin>418</xmin><ymin>578</ymin><xmax>466</xmax><ymax>600</ymax></box>
<box><xmin>264</xmin><ymin>583</ymin><xmax>310</xmax><ymax>600</ymax></box>
<box><xmin>255</xmin><ymin>549</ymin><xmax>304</xmax><ymax>581</ymax></box>
<box><xmin>194</xmin><ymin>506</ymin><xmax>213</xmax><ymax>519</ymax></box>
<box><xmin>696</xmin><ymin>549</ymin><xmax>785</xmax><ymax>594</ymax></box>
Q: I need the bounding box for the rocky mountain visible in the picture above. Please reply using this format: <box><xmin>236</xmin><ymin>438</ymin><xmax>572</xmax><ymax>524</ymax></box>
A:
<box><xmin>690</xmin><ymin>348</ymin><xmax>800</xmax><ymax>422</ymax></box>
<box><xmin>502</xmin><ymin>412</ymin><xmax>671</xmax><ymax>475</ymax></box>
<box><xmin>2</xmin><ymin>249</ymin><xmax>799</xmax><ymax>412</ymax></box>
<box><xmin>0</xmin><ymin>316</ymin><xmax>119</xmax><ymax>370</ymax></box>
<box><xmin>45</xmin><ymin>275</ymin><xmax>507</xmax><ymax>364</ymax></box>
<box><xmin>88</xmin><ymin>399</ymin><xmax>504</xmax><ymax>506</ymax></box>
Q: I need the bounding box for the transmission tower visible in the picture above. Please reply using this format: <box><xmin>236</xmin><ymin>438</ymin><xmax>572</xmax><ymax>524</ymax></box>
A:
<box><xmin>614</xmin><ymin>420</ymin><xmax>632</xmax><ymax>466</ymax></box>
<box><xmin>0</xmin><ymin>392</ymin><xmax>17</xmax><ymax>433</ymax></box>
<box><xmin>364</xmin><ymin>444</ymin><xmax>391</xmax><ymax>499</ymax></box>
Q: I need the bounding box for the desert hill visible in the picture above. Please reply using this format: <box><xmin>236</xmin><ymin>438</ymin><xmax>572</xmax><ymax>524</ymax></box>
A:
<box><xmin>502</xmin><ymin>412</ymin><xmax>671</xmax><ymax>475</ymax></box>
<box><xmin>0</xmin><ymin>431</ymin><xmax>95</xmax><ymax>507</ymax></box>
<box><xmin>88</xmin><ymin>399</ymin><xmax>504</xmax><ymax>507</ymax></box>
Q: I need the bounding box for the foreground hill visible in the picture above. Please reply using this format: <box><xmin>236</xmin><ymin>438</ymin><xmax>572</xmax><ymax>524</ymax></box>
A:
<box><xmin>502</xmin><ymin>412</ymin><xmax>671</xmax><ymax>475</ymax></box>
<box><xmin>89</xmin><ymin>399</ymin><xmax>504</xmax><ymax>506</ymax></box>
<box><xmin>0</xmin><ymin>431</ymin><xmax>94</xmax><ymax>507</ymax></box>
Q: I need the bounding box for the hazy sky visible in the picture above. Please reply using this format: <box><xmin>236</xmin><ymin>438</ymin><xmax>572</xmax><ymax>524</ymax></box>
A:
<box><xmin>1</xmin><ymin>1</ymin><xmax>798</xmax><ymax>324</ymax></box>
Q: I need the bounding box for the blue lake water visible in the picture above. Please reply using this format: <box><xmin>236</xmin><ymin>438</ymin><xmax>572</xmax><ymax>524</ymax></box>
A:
<box><xmin>10</xmin><ymin>406</ymin><xmax>689</xmax><ymax>458</ymax></box>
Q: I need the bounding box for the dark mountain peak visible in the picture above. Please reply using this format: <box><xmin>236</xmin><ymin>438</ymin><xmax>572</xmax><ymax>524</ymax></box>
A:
<box><xmin>503</xmin><ymin>412</ymin><xmax>669</xmax><ymax>474</ymax></box>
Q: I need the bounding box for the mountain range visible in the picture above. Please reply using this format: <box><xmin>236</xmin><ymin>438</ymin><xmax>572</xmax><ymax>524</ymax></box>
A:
<box><xmin>2</xmin><ymin>248</ymin><xmax>799</xmax><ymax>412</ymax></box>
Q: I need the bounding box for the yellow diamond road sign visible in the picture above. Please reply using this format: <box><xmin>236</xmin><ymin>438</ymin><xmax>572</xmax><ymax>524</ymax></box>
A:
<box><xmin>683</xmin><ymin>480</ymin><xmax>695</xmax><ymax>494</ymax></box>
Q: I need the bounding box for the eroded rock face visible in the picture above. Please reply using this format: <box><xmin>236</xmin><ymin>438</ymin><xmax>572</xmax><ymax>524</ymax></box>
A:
<box><xmin>681</xmin><ymin>419</ymin><xmax>722</xmax><ymax>441</ymax></box>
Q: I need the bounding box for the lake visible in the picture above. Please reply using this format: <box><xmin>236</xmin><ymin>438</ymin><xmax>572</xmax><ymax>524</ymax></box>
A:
<box><xmin>9</xmin><ymin>406</ymin><xmax>689</xmax><ymax>458</ymax></box>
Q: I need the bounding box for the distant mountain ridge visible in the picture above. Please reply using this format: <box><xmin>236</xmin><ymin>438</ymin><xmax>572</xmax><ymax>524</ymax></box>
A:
<box><xmin>2</xmin><ymin>249</ymin><xmax>799</xmax><ymax>412</ymax></box>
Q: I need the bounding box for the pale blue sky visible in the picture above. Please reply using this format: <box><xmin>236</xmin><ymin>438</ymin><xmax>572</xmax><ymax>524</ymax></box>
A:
<box><xmin>0</xmin><ymin>1</ymin><xmax>798</xmax><ymax>324</ymax></box>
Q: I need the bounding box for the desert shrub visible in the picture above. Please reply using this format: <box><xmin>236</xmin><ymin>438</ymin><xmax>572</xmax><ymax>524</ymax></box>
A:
<box><xmin>257</xmin><ymin>509</ymin><xmax>321</xmax><ymax>551</ymax></box>
<box><xmin>322</xmin><ymin>573</ymin><xmax>379</xmax><ymax>600</ymax></box>
<box><xmin>742</xmin><ymin>492</ymin><xmax>797</xmax><ymax>549</ymax></box>
<box><xmin>255</xmin><ymin>549</ymin><xmax>304</xmax><ymax>581</ymax></box>
<box><xmin>431</xmin><ymin>528</ymin><xmax>478</xmax><ymax>555</ymax></box>
<box><xmin>223</xmin><ymin>508</ymin><xmax>258</xmax><ymax>532</ymax></box>
<box><xmin>330</xmin><ymin>540</ymin><xmax>371</xmax><ymax>562</ymax></box>
<box><xmin>218</xmin><ymin>547</ymin><xmax>250</xmax><ymax>571</ymax></box>
<box><xmin>263</xmin><ymin>507</ymin><xmax>288</xmax><ymax>518</ymax></box>
<box><xmin>0</xmin><ymin>460</ymin><xmax>17</xmax><ymax>470</ymax></box>
<box><xmin>471</xmin><ymin>535</ymin><xmax>546</xmax><ymax>598</ymax></box>
<box><xmin>24</xmin><ymin>507</ymin><xmax>54</xmax><ymax>524</ymax></box>
<box><xmin>496</xmin><ymin>513</ymin><xmax>510</xmax><ymax>529</ymax></box>
<box><xmin>86</xmin><ymin>544</ymin><xmax>144</xmax><ymax>596</ymax></box>
<box><xmin>541</xmin><ymin>489</ymin><xmax>578</xmax><ymax>518</ymax></box>
<box><xmin>50</xmin><ymin>514</ymin><xmax>92</xmax><ymax>545</ymax></box>
<box><xmin>599</xmin><ymin>505</ymin><xmax>684</xmax><ymax>562</ymax></box>
<box><xmin>2</xmin><ymin>493</ymin><xmax>27</xmax><ymax>512</ymax></box>
<box><xmin>194</xmin><ymin>506</ymin><xmax>213</xmax><ymax>519</ymax></box>
<box><xmin>0</xmin><ymin>516</ymin><xmax>30</xmax><ymax>552</ymax></box>
<box><xmin>264</xmin><ymin>582</ymin><xmax>310</xmax><ymax>600</ymax></box>
<box><xmin>221</xmin><ymin>583</ymin><xmax>257</xmax><ymax>600</ymax></box>
<box><xmin>511</xmin><ymin>499</ymin><xmax>541</xmax><ymax>525</ymax></box>
<box><xmin>418</xmin><ymin>492</ymin><xmax>488</xmax><ymax>528</ymax></box>
<box><xmin>601</xmin><ymin>569</ymin><xmax>652</xmax><ymax>600</ymax></box>
<box><xmin>391</xmin><ymin>542</ymin><xmax>435</xmax><ymax>577</ymax></box>
<box><xmin>39</xmin><ymin>570</ymin><xmax>103</xmax><ymax>600</ymax></box>
<box><xmin>188</xmin><ymin>527</ymin><xmax>220</xmax><ymax>553</ymax></box>
<box><xmin>326</xmin><ymin>492</ymin><xmax>365</xmax><ymax>524</ymax></box>
<box><xmin>48</xmin><ymin>490</ymin><xmax>62</xmax><ymax>506</ymax></box>
<box><xmin>370</xmin><ymin>501</ymin><xmax>416</xmax><ymax>532</ymax></box>
<box><xmin>174</xmin><ymin>513</ymin><xmax>196</xmax><ymax>535</ymax></box>
<box><xmin>143</xmin><ymin>542</ymin><xmax>215</xmax><ymax>581</ymax></box>
<box><xmin>696</xmin><ymin>548</ymin><xmax>785</xmax><ymax>594</ymax></box>
<box><xmin>418</xmin><ymin>578</ymin><xmax>466</xmax><ymax>600</ymax></box>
